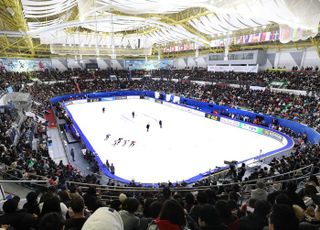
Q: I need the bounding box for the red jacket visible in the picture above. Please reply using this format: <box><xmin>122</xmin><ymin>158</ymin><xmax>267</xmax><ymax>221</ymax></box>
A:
<box><xmin>155</xmin><ymin>218</ymin><xmax>183</xmax><ymax>230</ymax></box>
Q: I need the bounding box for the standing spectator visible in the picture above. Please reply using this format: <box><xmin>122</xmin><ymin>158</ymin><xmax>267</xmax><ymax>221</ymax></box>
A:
<box><xmin>119</xmin><ymin>198</ymin><xmax>140</xmax><ymax>230</ymax></box>
<box><xmin>106</xmin><ymin>159</ymin><xmax>110</xmax><ymax>169</ymax></box>
<box><xmin>190</xmin><ymin>191</ymin><xmax>208</xmax><ymax>223</ymax></box>
<box><xmin>70</xmin><ymin>148</ymin><xmax>75</xmax><ymax>161</ymax></box>
<box><xmin>65</xmin><ymin>195</ymin><xmax>87</xmax><ymax>230</ymax></box>
<box><xmin>251</xmin><ymin>181</ymin><xmax>268</xmax><ymax>201</ymax></box>
<box><xmin>83</xmin><ymin>187</ymin><xmax>103</xmax><ymax>213</ymax></box>
<box><xmin>40</xmin><ymin>195</ymin><xmax>65</xmax><ymax>219</ymax></box>
<box><xmin>239</xmin><ymin>200</ymin><xmax>270</xmax><ymax>230</ymax></box>
<box><xmin>23</xmin><ymin>191</ymin><xmax>40</xmax><ymax>216</ymax></box>
<box><xmin>110</xmin><ymin>163</ymin><xmax>115</xmax><ymax>175</ymax></box>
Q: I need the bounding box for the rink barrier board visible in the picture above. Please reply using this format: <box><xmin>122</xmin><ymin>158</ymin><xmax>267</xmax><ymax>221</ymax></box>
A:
<box><xmin>51</xmin><ymin>90</ymin><xmax>319</xmax><ymax>185</ymax></box>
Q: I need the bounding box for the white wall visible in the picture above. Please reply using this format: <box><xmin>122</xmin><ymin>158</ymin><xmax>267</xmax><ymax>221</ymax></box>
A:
<box><xmin>260</xmin><ymin>47</ymin><xmax>320</xmax><ymax>70</ymax></box>
<box><xmin>97</xmin><ymin>59</ymin><xmax>109</xmax><ymax>69</ymax></box>
<box><xmin>50</xmin><ymin>47</ymin><xmax>319</xmax><ymax>71</ymax></box>
<box><xmin>302</xmin><ymin>47</ymin><xmax>320</xmax><ymax>67</ymax></box>
<box><xmin>51</xmin><ymin>59</ymin><xmax>68</xmax><ymax>71</ymax></box>
<box><xmin>174</xmin><ymin>58</ymin><xmax>187</xmax><ymax>69</ymax></box>
<box><xmin>67</xmin><ymin>58</ymin><xmax>83</xmax><ymax>69</ymax></box>
<box><xmin>187</xmin><ymin>57</ymin><xmax>197</xmax><ymax>68</ymax></box>
<box><xmin>195</xmin><ymin>56</ymin><xmax>207</xmax><ymax>68</ymax></box>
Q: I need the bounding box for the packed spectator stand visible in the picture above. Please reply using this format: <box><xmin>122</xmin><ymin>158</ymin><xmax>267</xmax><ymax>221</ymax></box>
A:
<box><xmin>0</xmin><ymin>68</ymin><xmax>320</xmax><ymax>230</ymax></box>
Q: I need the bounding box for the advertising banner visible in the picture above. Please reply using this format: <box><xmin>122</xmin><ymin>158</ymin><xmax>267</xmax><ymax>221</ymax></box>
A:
<box><xmin>87</xmin><ymin>98</ymin><xmax>101</xmax><ymax>102</ymax></box>
<box><xmin>207</xmin><ymin>65</ymin><xmax>258</xmax><ymax>73</ymax></box>
<box><xmin>72</xmin><ymin>99</ymin><xmax>87</xmax><ymax>104</ymax></box>
<box><xmin>262</xmin><ymin>129</ymin><xmax>284</xmax><ymax>142</ymax></box>
<box><xmin>220</xmin><ymin>117</ymin><xmax>240</xmax><ymax>127</ymax></box>
<box><xmin>205</xmin><ymin>113</ymin><xmax>220</xmax><ymax>121</ymax></box>
<box><xmin>127</xmin><ymin>96</ymin><xmax>140</xmax><ymax>99</ymax></box>
<box><xmin>239</xmin><ymin>123</ymin><xmax>263</xmax><ymax>134</ymax></box>
<box><xmin>101</xmin><ymin>97</ymin><xmax>114</xmax><ymax>101</ymax></box>
<box><xmin>115</xmin><ymin>96</ymin><xmax>127</xmax><ymax>100</ymax></box>
<box><xmin>0</xmin><ymin>58</ymin><xmax>52</xmax><ymax>72</ymax></box>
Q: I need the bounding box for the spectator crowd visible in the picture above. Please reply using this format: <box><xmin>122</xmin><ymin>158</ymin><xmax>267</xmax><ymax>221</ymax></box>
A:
<box><xmin>0</xmin><ymin>67</ymin><xmax>319</xmax><ymax>229</ymax></box>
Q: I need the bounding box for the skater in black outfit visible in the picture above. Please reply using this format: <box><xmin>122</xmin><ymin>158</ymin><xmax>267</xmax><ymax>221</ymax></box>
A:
<box><xmin>102</xmin><ymin>107</ymin><xmax>105</xmax><ymax>113</ymax></box>
<box><xmin>159</xmin><ymin>120</ymin><xmax>162</xmax><ymax>128</ymax></box>
<box><xmin>146</xmin><ymin>123</ymin><xmax>150</xmax><ymax>132</ymax></box>
<box><xmin>122</xmin><ymin>139</ymin><xmax>128</xmax><ymax>147</ymax></box>
<box><xmin>105</xmin><ymin>134</ymin><xmax>111</xmax><ymax>141</ymax></box>
<box><xmin>132</xmin><ymin>111</ymin><xmax>135</xmax><ymax>118</ymax></box>
<box><xmin>129</xmin><ymin>141</ymin><xmax>136</xmax><ymax>147</ymax></box>
<box><xmin>113</xmin><ymin>138</ymin><xmax>123</xmax><ymax>146</ymax></box>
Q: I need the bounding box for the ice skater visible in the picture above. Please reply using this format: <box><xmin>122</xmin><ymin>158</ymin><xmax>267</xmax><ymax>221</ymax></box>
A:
<box><xmin>159</xmin><ymin>120</ymin><xmax>162</xmax><ymax>128</ymax></box>
<box><xmin>102</xmin><ymin>107</ymin><xmax>105</xmax><ymax>113</ymax></box>
<box><xmin>129</xmin><ymin>140</ymin><xmax>136</xmax><ymax>148</ymax></box>
<box><xmin>105</xmin><ymin>134</ymin><xmax>111</xmax><ymax>141</ymax></box>
<box><xmin>122</xmin><ymin>139</ymin><xmax>128</xmax><ymax>147</ymax></box>
<box><xmin>132</xmin><ymin>111</ymin><xmax>135</xmax><ymax>119</ymax></box>
<box><xmin>146</xmin><ymin>123</ymin><xmax>150</xmax><ymax>132</ymax></box>
<box><xmin>113</xmin><ymin>138</ymin><xmax>123</xmax><ymax>146</ymax></box>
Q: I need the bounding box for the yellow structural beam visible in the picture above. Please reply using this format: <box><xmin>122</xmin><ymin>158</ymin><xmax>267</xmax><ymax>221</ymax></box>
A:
<box><xmin>311</xmin><ymin>37</ymin><xmax>320</xmax><ymax>58</ymax></box>
<box><xmin>0</xmin><ymin>0</ymin><xmax>34</xmax><ymax>55</ymax></box>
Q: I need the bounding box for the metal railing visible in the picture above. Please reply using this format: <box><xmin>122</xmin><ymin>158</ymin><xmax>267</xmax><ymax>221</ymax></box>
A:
<box><xmin>64</xmin><ymin>164</ymin><xmax>315</xmax><ymax>201</ymax></box>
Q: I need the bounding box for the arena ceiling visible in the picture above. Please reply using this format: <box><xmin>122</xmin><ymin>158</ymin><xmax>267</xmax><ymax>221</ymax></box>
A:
<box><xmin>0</xmin><ymin>0</ymin><xmax>319</xmax><ymax>58</ymax></box>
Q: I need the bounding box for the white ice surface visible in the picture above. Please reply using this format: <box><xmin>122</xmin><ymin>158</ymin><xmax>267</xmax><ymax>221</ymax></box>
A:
<box><xmin>66</xmin><ymin>99</ymin><xmax>284</xmax><ymax>183</ymax></box>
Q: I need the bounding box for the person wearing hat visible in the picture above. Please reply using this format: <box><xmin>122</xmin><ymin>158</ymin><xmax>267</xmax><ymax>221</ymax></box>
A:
<box><xmin>82</xmin><ymin>207</ymin><xmax>124</xmax><ymax>230</ymax></box>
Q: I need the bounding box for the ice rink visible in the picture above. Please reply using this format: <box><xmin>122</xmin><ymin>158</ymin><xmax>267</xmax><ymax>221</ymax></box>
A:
<box><xmin>66</xmin><ymin>99</ymin><xmax>285</xmax><ymax>184</ymax></box>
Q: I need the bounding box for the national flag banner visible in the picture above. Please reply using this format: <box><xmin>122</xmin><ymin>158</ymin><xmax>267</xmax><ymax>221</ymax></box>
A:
<box><xmin>274</xmin><ymin>31</ymin><xmax>279</xmax><ymax>40</ymax></box>
<box><xmin>236</xmin><ymin>36</ymin><xmax>241</xmax><ymax>44</ymax></box>
<box><xmin>291</xmin><ymin>27</ymin><xmax>303</xmax><ymax>41</ymax></box>
<box><xmin>265</xmin><ymin>32</ymin><xmax>271</xmax><ymax>41</ymax></box>
<box><xmin>270</xmin><ymin>31</ymin><xmax>275</xmax><ymax>40</ymax></box>
<box><xmin>179</xmin><ymin>43</ymin><xmax>184</xmax><ymax>51</ymax></box>
<box><xmin>260</xmin><ymin>32</ymin><xmax>266</xmax><ymax>42</ymax></box>
<box><xmin>232</xmin><ymin>37</ymin><xmax>237</xmax><ymax>45</ymax></box>
<box><xmin>280</xmin><ymin>26</ymin><xmax>291</xmax><ymax>42</ymax></box>
<box><xmin>251</xmin><ymin>33</ymin><xmax>261</xmax><ymax>43</ymax></box>
<box><xmin>244</xmin><ymin>35</ymin><xmax>250</xmax><ymax>44</ymax></box>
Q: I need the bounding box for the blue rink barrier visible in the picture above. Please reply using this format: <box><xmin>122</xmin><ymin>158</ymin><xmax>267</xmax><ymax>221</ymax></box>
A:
<box><xmin>51</xmin><ymin>90</ymin><xmax>320</xmax><ymax>185</ymax></box>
